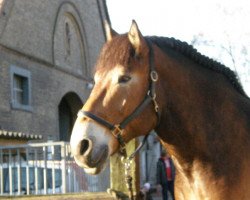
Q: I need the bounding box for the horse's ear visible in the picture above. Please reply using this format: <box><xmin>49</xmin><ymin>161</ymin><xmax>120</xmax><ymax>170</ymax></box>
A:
<box><xmin>104</xmin><ymin>20</ymin><xmax>117</xmax><ymax>42</ymax></box>
<box><xmin>128</xmin><ymin>20</ymin><xmax>145</xmax><ymax>56</ymax></box>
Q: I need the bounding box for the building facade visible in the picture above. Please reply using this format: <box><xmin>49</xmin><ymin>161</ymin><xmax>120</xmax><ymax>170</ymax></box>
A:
<box><xmin>0</xmin><ymin>0</ymin><xmax>109</xmax><ymax>142</ymax></box>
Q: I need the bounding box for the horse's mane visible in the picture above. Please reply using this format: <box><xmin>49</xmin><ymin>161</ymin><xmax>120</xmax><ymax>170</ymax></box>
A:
<box><xmin>146</xmin><ymin>36</ymin><xmax>248</xmax><ymax>98</ymax></box>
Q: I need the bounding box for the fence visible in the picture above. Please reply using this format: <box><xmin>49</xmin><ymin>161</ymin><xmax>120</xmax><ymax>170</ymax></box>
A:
<box><xmin>0</xmin><ymin>141</ymin><xmax>110</xmax><ymax>196</ymax></box>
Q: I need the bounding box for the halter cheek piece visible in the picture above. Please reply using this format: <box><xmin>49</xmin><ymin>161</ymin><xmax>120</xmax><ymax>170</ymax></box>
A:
<box><xmin>77</xmin><ymin>39</ymin><xmax>160</xmax><ymax>159</ymax></box>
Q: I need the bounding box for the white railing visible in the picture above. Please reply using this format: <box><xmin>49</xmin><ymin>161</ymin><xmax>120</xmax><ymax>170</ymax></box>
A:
<box><xmin>0</xmin><ymin>141</ymin><xmax>110</xmax><ymax>196</ymax></box>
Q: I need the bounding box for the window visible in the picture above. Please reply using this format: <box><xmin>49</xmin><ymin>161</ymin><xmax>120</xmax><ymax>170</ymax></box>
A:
<box><xmin>13</xmin><ymin>74</ymin><xmax>28</xmax><ymax>105</ymax></box>
<box><xmin>10</xmin><ymin>66</ymin><xmax>32</xmax><ymax>111</ymax></box>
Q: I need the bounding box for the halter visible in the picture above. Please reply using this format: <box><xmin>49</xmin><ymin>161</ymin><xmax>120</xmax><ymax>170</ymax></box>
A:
<box><xmin>77</xmin><ymin>39</ymin><xmax>160</xmax><ymax>157</ymax></box>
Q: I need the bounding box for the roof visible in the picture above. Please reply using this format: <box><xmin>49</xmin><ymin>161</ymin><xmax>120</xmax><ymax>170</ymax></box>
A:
<box><xmin>0</xmin><ymin>129</ymin><xmax>43</xmax><ymax>140</ymax></box>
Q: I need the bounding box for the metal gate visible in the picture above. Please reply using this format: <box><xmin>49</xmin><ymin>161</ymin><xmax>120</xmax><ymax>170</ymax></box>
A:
<box><xmin>0</xmin><ymin>141</ymin><xmax>110</xmax><ymax>196</ymax></box>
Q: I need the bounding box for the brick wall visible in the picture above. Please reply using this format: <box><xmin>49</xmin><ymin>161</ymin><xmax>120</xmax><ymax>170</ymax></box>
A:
<box><xmin>0</xmin><ymin>0</ymin><xmax>108</xmax><ymax>141</ymax></box>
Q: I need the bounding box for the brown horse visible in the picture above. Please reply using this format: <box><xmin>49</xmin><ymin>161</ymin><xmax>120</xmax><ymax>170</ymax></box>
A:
<box><xmin>70</xmin><ymin>20</ymin><xmax>250</xmax><ymax>200</ymax></box>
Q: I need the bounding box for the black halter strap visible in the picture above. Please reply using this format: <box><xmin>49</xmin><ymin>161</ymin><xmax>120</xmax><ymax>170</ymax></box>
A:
<box><xmin>78</xmin><ymin>39</ymin><xmax>160</xmax><ymax>158</ymax></box>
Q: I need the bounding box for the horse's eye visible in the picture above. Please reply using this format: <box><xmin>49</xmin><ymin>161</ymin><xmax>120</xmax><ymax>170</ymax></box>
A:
<box><xmin>118</xmin><ymin>75</ymin><xmax>131</xmax><ymax>84</ymax></box>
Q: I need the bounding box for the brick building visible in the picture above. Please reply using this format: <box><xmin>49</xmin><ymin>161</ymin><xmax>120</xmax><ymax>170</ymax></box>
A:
<box><xmin>0</xmin><ymin>0</ymin><xmax>109</xmax><ymax>143</ymax></box>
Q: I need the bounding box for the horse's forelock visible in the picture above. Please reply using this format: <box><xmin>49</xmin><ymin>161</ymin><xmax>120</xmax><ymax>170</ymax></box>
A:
<box><xmin>95</xmin><ymin>35</ymin><xmax>133</xmax><ymax>73</ymax></box>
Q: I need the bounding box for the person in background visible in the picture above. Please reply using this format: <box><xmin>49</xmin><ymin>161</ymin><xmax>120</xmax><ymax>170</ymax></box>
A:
<box><xmin>156</xmin><ymin>149</ymin><xmax>175</xmax><ymax>200</ymax></box>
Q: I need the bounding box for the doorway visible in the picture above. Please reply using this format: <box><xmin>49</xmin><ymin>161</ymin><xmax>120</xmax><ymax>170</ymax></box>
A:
<box><xmin>58</xmin><ymin>92</ymin><xmax>82</xmax><ymax>141</ymax></box>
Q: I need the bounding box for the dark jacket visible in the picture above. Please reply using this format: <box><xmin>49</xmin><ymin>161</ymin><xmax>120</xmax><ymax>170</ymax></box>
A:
<box><xmin>156</xmin><ymin>157</ymin><xmax>175</xmax><ymax>185</ymax></box>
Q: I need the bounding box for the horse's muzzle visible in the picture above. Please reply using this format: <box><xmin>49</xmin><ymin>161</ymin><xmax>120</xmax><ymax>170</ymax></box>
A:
<box><xmin>70</xmin><ymin>118</ymin><xmax>113</xmax><ymax>174</ymax></box>
<box><xmin>71</xmin><ymin>137</ymin><xmax>109</xmax><ymax>173</ymax></box>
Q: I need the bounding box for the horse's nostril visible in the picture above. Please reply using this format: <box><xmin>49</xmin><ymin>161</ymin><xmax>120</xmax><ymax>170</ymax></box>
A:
<box><xmin>80</xmin><ymin>139</ymin><xmax>90</xmax><ymax>155</ymax></box>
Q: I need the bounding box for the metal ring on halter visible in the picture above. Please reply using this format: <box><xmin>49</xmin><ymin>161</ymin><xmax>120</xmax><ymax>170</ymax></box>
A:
<box><xmin>150</xmin><ymin>71</ymin><xmax>158</xmax><ymax>82</ymax></box>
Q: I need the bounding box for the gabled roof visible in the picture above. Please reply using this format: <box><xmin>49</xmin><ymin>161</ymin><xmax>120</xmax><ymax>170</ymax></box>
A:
<box><xmin>0</xmin><ymin>129</ymin><xmax>43</xmax><ymax>140</ymax></box>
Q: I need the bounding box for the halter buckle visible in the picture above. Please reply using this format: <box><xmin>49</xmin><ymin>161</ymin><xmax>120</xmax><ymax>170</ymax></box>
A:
<box><xmin>112</xmin><ymin>125</ymin><xmax>126</xmax><ymax>153</ymax></box>
<box><xmin>112</xmin><ymin>124</ymin><xmax>122</xmax><ymax>135</ymax></box>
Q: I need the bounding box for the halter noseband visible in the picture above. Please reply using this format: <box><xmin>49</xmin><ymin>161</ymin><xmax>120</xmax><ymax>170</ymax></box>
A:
<box><xmin>77</xmin><ymin>39</ymin><xmax>160</xmax><ymax>158</ymax></box>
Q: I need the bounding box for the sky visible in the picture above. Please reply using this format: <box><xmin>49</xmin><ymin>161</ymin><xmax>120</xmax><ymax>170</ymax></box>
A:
<box><xmin>106</xmin><ymin>0</ymin><xmax>250</xmax><ymax>95</ymax></box>
<box><xmin>107</xmin><ymin>0</ymin><xmax>249</xmax><ymax>41</ymax></box>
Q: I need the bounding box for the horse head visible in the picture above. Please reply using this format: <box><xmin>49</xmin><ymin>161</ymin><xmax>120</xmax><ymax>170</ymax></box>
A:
<box><xmin>70</xmin><ymin>21</ymin><xmax>159</xmax><ymax>174</ymax></box>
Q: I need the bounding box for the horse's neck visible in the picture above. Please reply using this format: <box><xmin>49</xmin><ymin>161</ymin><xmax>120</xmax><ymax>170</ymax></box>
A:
<box><xmin>155</xmin><ymin>48</ymin><xmax>250</xmax><ymax>188</ymax></box>
<box><xmin>156</xmin><ymin>49</ymin><xmax>248</xmax><ymax>140</ymax></box>
<box><xmin>155</xmin><ymin>50</ymin><xmax>235</xmax><ymax>148</ymax></box>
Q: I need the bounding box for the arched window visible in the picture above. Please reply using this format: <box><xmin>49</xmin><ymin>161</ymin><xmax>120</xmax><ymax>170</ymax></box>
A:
<box><xmin>53</xmin><ymin>2</ymin><xmax>88</xmax><ymax>77</ymax></box>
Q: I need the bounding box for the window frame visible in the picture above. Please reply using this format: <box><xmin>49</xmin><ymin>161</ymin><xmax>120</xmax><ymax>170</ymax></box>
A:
<box><xmin>10</xmin><ymin>66</ymin><xmax>32</xmax><ymax>112</ymax></box>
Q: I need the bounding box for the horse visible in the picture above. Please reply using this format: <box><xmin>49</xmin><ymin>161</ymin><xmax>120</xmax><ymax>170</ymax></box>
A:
<box><xmin>70</xmin><ymin>20</ymin><xmax>250</xmax><ymax>200</ymax></box>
